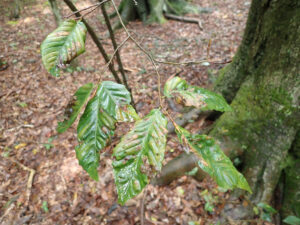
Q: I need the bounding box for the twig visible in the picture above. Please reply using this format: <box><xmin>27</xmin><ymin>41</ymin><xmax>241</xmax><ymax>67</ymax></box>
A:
<box><xmin>154</xmin><ymin>58</ymin><xmax>232</xmax><ymax>66</ymax></box>
<box><xmin>111</xmin><ymin>0</ymin><xmax>164</xmax><ymax>108</ymax></box>
<box><xmin>6</xmin><ymin>124</ymin><xmax>34</xmax><ymax>132</ymax></box>
<box><xmin>100</xmin><ymin>3</ymin><xmax>136</xmax><ymax>108</ymax></box>
<box><xmin>64</xmin><ymin>0</ymin><xmax>110</xmax><ymax>19</ymax></box>
<box><xmin>6</xmin><ymin>157</ymin><xmax>36</xmax><ymax>206</ymax></box>
<box><xmin>63</xmin><ymin>0</ymin><xmax>122</xmax><ymax>84</ymax></box>
<box><xmin>101</xmin><ymin>36</ymin><xmax>130</xmax><ymax>77</ymax></box>
<box><xmin>0</xmin><ymin>202</ymin><xmax>14</xmax><ymax>223</ymax></box>
<box><xmin>140</xmin><ymin>187</ymin><xmax>147</xmax><ymax>225</ymax></box>
<box><xmin>89</xmin><ymin>36</ymin><xmax>130</xmax><ymax>99</ymax></box>
<box><xmin>207</xmin><ymin>39</ymin><xmax>212</xmax><ymax>59</ymax></box>
<box><xmin>164</xmin><ymin>13</ymin><xmax>203</xmax><ymax>30</ymax></box>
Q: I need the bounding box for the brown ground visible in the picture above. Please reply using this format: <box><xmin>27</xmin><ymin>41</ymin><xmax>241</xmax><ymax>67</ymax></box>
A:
<box><xmin>0</xmin><ymin>0</ymin><xmax>257</xmax><ymax>224</ymax></box>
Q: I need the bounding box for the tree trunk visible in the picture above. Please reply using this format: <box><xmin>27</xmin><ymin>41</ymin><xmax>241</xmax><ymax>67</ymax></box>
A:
<box><xmin>112</xmin><ymin>0</ymin><xmax>198</xmax><ymax>27</ymax></box>
<box><xmin>48</xmin><ymin>0</ymin><xmax>62</xmax><ymax>26</ymax></box>
<box><xmin>155</xmin><ymin>0</ymin><xmax>300</xmax><ymax>221</ymax></box>
<box><xmin>206</xmin><ymin>0</ymin><xmax>299</xmax><ymax>220</ymax></box>
<box><xmin>11</xmin><ymin>0</ymin><xmax>21</xmax><ymax>19</ymax></box>
<box><xmin>281</xmin><ymin>132</ymin><xmax>300</xmax><ymax>218</ymax></box>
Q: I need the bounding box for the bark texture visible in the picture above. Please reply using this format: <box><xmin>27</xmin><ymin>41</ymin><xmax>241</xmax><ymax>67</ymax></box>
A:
<box><xmin>112</xmin><ymin>0</ymin><xmax>198</xmax><ymax>26</ymax></box>
<box><xmin>281</xmin><ymin>131</ymin><xmax>300</xmax><ymax>218</ymax></box>
<box><xmin>211</xmin><ymin>0</ymin><xmax>300</xmax><ymax>220</ymax></box>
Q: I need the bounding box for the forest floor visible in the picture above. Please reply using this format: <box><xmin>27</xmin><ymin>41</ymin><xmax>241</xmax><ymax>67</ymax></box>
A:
<box><xmin>0</xmin><ymin>0</ymin><xmax>269</xmax><ymax>224</ymax></box>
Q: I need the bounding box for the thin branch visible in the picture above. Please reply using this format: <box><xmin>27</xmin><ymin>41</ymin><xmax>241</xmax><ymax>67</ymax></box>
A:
<box><xmin>100</xmin><ymin>3</ymin><xmax>135</xmax><ymax>107</ymax></box>
<box><xmin>6</xmin><ymin>124</ymin><xmax>34</xmax><ymax>132</ymax></box>
<box><xmin>111</xmin><ymin>0</ymin><xmax>164</xmax><ymax>108</ymax></box>
<box><xmin>63</xmin><ymin>0</ymin><xmax>122</xmax><ymax>84</ymax></box>
<box><xmin>95</xmin><ymin>35</ymin><xmax>130</xmax><ymax>89</ymax></box>
<box><xmin>102</xmin><ymin>36</ymin><xmax>130</xmax><ymax>75</ymax></box>
<box><xmin>64</xmin><ymin>0</ymin><xmax>110</xmax><ymax>19</ymax></box>
<box><xmin>154</xmin><ymin>58</ymin><xmax>232</xmax><ymax>66</ymax></box>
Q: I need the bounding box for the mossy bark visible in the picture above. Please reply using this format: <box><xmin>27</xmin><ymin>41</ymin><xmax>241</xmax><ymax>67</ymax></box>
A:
<box><xmin>113</xmin><ymin>0</ymin><xmax>196</xmax><ymax>26</ymax></box>
<box><xmin>214</xmin><ymin>0</ymin><xmax>299</xmax><ymax>103</ymax></box>
<box><xmin>210</xmin><ymin>0</ymin><xmax>300</xmax><ymax>220</ymax></box>
<box><xmin>281</xmin><ymin>132</ymin><xmax>300</xmax><ymax>218</ymax></box>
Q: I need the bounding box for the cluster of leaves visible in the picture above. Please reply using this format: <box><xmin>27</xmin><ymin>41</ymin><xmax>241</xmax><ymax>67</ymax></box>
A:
<box><xmin>254</xmin><ymin>202</ymin><xmax>277</xmax><ymax>222</ymax></box>
<box><xmin>40</xmin><ymin>19</ymin><xmax>251</xmax><ymax>204</ymax></box>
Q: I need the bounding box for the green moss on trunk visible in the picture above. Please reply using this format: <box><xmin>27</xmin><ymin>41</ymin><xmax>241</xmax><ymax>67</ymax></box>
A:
<box><xmin>281</xmin><ymin>132</ymin><xmax>300</xmax><ymax>218</ymax></box>
<box><xmin>281</xmin><ymin>159</ymin><xmax>300</xmax><ymax>218</ymax></box>
<box><xmin>210</xmin><ymin>0</ymin><xmax>300</xmax><ymax>221</ymax></box>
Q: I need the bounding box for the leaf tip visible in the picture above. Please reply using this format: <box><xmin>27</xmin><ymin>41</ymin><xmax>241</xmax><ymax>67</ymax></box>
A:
<box><xmin>88</xmin><ymin>168</ymin><xmax>99</xmax><ymax>181</ymax></box>
<box><xmin>56</xmin><ymin>122</ymin><xmax>66</xmax><ymax>134</ymax></box>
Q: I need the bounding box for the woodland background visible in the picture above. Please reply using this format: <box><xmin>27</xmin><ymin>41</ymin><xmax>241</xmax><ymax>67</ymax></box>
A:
<box><xmin>0</xmin><ymin>0</ymin><xmax>269</xmax><ymax>224</ymax></box>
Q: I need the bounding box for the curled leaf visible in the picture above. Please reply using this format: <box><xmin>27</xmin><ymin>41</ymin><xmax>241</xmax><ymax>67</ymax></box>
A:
<box><xmin>41</xmin><ymin>20</ymin><xmax>87</xmax><ymax>77</ymax></box>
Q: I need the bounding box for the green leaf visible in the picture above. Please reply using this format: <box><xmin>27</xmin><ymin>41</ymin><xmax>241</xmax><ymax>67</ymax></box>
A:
<box><xmin>112</xmin><ymin>109</ymin><xmax>167</xmax><ymax>204</ymax></box>
<box><xmin>175</xmin><ymin>126</ymin><xmax>251</xmax><ymax>193</ymax></box>
<box><xmin>283</xmin><ymin>216</ymin><xmax>300</xmax><ymax>225</ymax></box>
<box><xmin>57</xmin><ymin>83</ymin><xmax>94</xmax><ymax>133</ymax></box>
<box><xmin>257</xmin><ymin>202</ymin><xmax>277</xmax><ymax>214</ymax></box>
<box><xmin>261</xmin><ymin>212</ymin><xmax>272</xmax><ymax>222</ymax></box>
<box><xmin>41</xmin><ymin>20</ymin><xmax>87</xmax><ymax>77</ymax></box>
<box><xmin>185</xmin><ymin>167</ymin><xmax>198</xmax><ymax>176</ymax></box>
<box><xmin>164</xmin><ymin>77</ymin><xmax>231</xmax><ymax>112</ymax></box>
<box><xmin>42</xmin><ymin>201</ymin><xmax>49</xmax><ymax>213</ymax></box>
<box><xmin>97</xmin><ymin>81</ymin><xmax>131</xmax><ymax>119</ymax></box>
<box><xmin>204</xmin><ymin>202</ymin><xmax>214</xmax><ymax>212</ymax></box>
<box><xmin>116</xmin><ymin>105</ymin><xmax>140</xmax><ymax>122</ymax></box>
<box><xmin>192</xmin><ymin>86</ymin><xmax>232</xmax><ymax>112</ymax></box>
<box><xmin>76</xmin><ymin>88</ymin><xmax>116</xmax><ymax>181</ymax></box>
<box><xmin>73</xmin><ymin>81</ymin><xmax>136</xmax><ymax>181</ymax></box>
<box><xmin>164</xmin><ymin>76</ymin><xmax>187</xmax><ymax>97</ymax></box>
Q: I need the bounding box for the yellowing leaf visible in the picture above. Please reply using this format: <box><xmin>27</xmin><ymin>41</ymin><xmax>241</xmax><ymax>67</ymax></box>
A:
<box><xmin>14</xmin><ymin>143</ymin><xmax>27</xmax><ymax>150</ymax></box>
<box><xmin>41</xmin><ymin>20</ymin><xmax>87</xmax><ymax>77</ymax></box>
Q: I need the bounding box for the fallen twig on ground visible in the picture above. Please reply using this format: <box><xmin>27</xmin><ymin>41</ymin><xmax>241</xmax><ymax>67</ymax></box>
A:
<box><xmin>164</xmin><ymin>13</ymin><xmax>203</xmax><ymax>30</ymax></box>
<box><xmin>6</xmin><ymin>157</ymin><xmax>36</xmax><ymax>206</ymax></box>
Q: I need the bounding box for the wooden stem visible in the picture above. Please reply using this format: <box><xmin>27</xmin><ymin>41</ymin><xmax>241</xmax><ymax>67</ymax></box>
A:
<box><xmin>101</xmin><ymin>3</ymin><xmax>135</xmax><ymax>107</ymax></box>
<box><xmin>63</xmin><ymin>0</ymin><xmax>122</xmax><ymax>84</ymax></box>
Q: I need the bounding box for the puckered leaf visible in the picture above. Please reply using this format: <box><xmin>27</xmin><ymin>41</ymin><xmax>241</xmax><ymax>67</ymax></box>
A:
<box><xmin>192</xmin><ymin>86</ymin><xmax>232</xmax><ymax>112</ymax></box>
<box><xmin>41</xmin><ymin>20</ymin><xmax>87</xmax><ymax>77</ymax></box>
<box><xmin>164</xmin><ymin>77</ymin><xmax>232</xmax><ymax>112</ymax></box>
<box><xmin>112</xmin><ymin>109</ymin><xmax>168</xmax><ymax>204</ymax></box>
<box><xmin>97</xmin><ymin>81</ymin><xmax>131</xmax><ymax>119</ymax></box>
<box><xmin>164</xmin><ymin>76</ymin><xmax>187</xmax><ymax>97</ymax></box>
<box><xmin>175</xmin><ymin>126</ymin><xmax>251</xmax><ymax>193</ymax></box>
<box><xmin>76</xmin><ymin>87</ymin><xmax>116</xmax><ymax>181</ymax></box>
<box><xmin>74</xmin><ymin>81</ymin><xmax>138</xmax><ymax>180</ymax></box>
<box><xmin>116</xmin><ymin>105</ymin><xmax>141</xmax><ymax>122</ymax></box>
<box><xmin>57</xmin><ymin>83</ymin><xmax>93</xmax><ymax>133</ymax></box>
